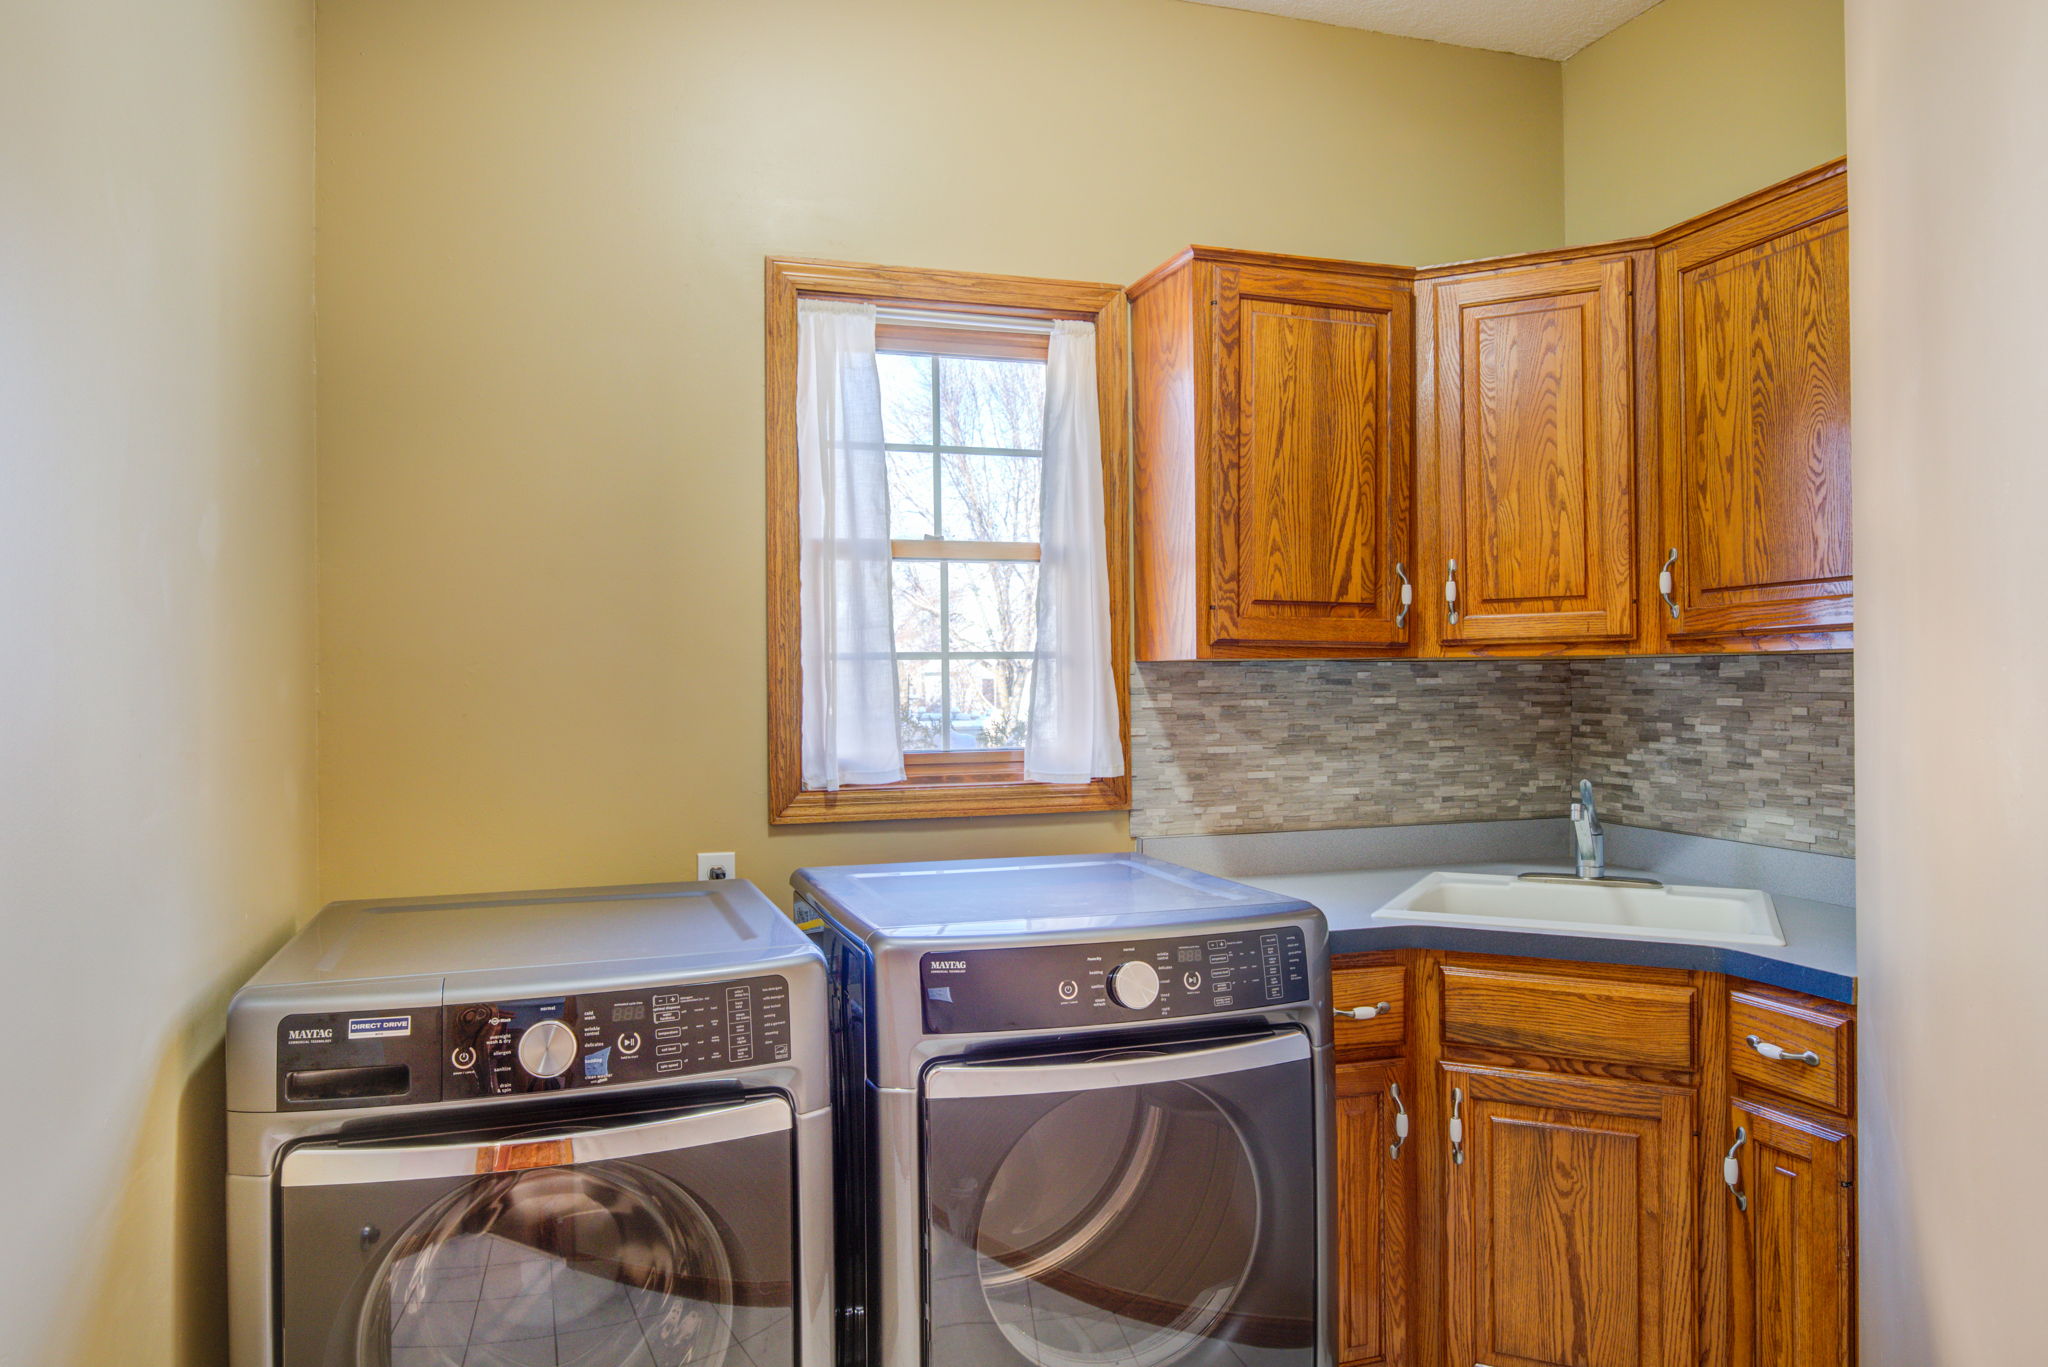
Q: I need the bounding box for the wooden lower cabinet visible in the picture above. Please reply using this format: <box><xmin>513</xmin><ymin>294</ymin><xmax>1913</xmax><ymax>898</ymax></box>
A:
<box><xmin>1336</xmin><ymin>1059</ymin><xmax>1415</xmax><ymax>1366</ymax></box>
<box><xmin>1726</xmin><ymin>1098</ymin><xmax>1856</xmax><ymax>1367</ymax></box>
<box><xmin>1443</xmin><ymin>1066</ymin><xmax>1695</xmax><ymax>1367</ymax></box>
<box><xmin>1331</xmin><ymin>955</ymin><xmax>1856</xmax><ymax>1367</ymax></box>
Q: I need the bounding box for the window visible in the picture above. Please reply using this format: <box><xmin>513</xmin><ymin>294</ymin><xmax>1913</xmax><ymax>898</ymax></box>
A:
<box><xmin>880</xmin><ymin>327</ymin><xmax>1046</xmax><ymax>765</ymax></box>
<box><xmin>765</xmin><ymin>258</ymin><xmax>1130</xmax><ymax>823</ymax></box>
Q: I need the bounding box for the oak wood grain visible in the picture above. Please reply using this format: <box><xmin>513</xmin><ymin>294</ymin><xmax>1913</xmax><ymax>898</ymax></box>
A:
<box><xmin>1430</xmin><ymin>255</ymin><xmax>1641</xmax><ymax>647</ymax></box>
<box><xmin>1444</xmin><ymin>1064</ymin><xmax>1697</xmax><ymax>1367</ymax></box>
<box><xmin>1441</xmin><ymin>962</ymin><xmax>1698</xmax><ymax>1072</ymax></box>
<box><xmin>1333</xmin><ymin>963</ymin><xmax>1408</xmax><ymax>1055</ymax></box>
<box><xmin>1656</xmin><ymin>167</ymin><xmax>1851</xmax><ymax>646</ymax></box>
<box><xmin>1336</xmin><ymin>1057</ymin><xmax>1415</xmax><ymax>1367</ymax></box>
<box><xmin>1728</xmin><ymin>984</ymin><xmax>1853</xmax><ymax>1116</ymax></box>
<box><xmin>1726</xmin><ymin>1098</ymin><xmax>1855</xmax><ymax>1367</ymax></box>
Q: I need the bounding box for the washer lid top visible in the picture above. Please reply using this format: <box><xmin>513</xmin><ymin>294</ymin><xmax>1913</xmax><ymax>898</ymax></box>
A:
<box><xmin>240</xmin><ymin>880</ymin><xmax>815</xmax><ymax>993</ymax></box>
<box><xmin>793</xmin><ymin>853</ymin><xmax>1315</xmax><ymax>942</ymax></box>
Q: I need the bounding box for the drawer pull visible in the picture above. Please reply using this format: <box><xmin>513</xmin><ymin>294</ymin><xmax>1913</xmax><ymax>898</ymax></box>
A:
<box><xmin>1746</xmin><ymin>1034</ymin><xmax>1822</xmax><ymax>1067</ymax></box>
<box><xmin>1723</xmin><ymin>1126</ymin><xmax>1748</xmax><ymax>1212</ymax></box>
<box><xmin>1340</xmin><ymin>1001</ymin><xmax>1392</xmax><ymax>1022</ymax></box>
<box><xmin>1450</xmin><ymin>1086</ymin><xmax>1465</xmax><ymax>1166</ymax></box>
<box><xmin>1390</xmin><ymin>1082</ymin><xmax>1409</xmax><ymax>1160</ymax></box>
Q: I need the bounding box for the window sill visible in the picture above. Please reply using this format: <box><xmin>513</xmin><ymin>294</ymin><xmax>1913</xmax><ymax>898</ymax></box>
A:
<box><xmin>769</xmin><ymin>775</ymin><xmax>1128</xmax><ymax>824</ymax></box>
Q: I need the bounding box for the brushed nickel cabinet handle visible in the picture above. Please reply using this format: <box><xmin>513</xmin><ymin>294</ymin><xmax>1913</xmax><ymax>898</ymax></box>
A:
<box><xmin>1449</xmin><ymin>1086</ymin><xmax>1465</xmax><ymax>1165</ymax></box>
<box><xmin>1394</xmin><ymin>562</ymin><xmax>1412</xmax><ymax>629</ymax></box>
<box><xmin>1746</xmin><ymin>1034</ymin><xmax>1822</xmax><ymax>1067</ymax></box>
<box><xmin>1389</xmin><ymin>1082</ymin><xmax>1409</xmax><ymax>1160</ymax></box>
<box><xmin>1658</xmin><ymin>548</ymin><xmax>1680</xmax><ymax>619</ymax></box>
<box><xmin>1339</xmin><ymin>1002</ymin><xmax>1391</xmax><ymax>1021</ymax></box>
<box><xmin>1444</xmin><ymin>559</ymin><xmax>1460</xmax><ymax>625</ymax></box>
<box><xmin>1724</xmin><ymin>1126</ymin><xmax>1749</xmax><ymax>1212</ymax></box>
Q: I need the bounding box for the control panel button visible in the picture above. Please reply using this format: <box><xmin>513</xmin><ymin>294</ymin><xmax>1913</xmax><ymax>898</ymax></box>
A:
<box><xmin>450</xmin><ymin>1046</ymin><xmax>476</xmax><ymax>1070</ymax></box>
<box><xmin>1183</xmin><ymin>970</ymin><xmax>1203</xmax><ymax>992</ymax></box>
<box><xmin>517</xmin><ymin>1019</ymin><xmax>577</xmax><ymax>1079</ymax></box>
<box><xmin>1108</xmin><ymin>960</ymin><xmax>1162</xmax><ymax>1010</ymax></box>
<box><xmin>616</xmin><ymin>1031</ymin><xmax>642</xmax><ymax>1056</ymax></box>
<box><xmin>1057</xmin><ymin>979</ymin><xmax>1079</xmax><ymax>1002</ymax></box>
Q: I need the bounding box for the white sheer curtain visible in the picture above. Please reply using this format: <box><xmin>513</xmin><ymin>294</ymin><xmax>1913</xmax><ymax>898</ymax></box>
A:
<box><xmin>797</xmin><ymin>299</ymin><xmax>903</xmax><ymax>790</ymax></box>
<box><xmin>1025</xmin><ymin>319</ymin><xmax>1123</xmax><ymax>784</ymax></box>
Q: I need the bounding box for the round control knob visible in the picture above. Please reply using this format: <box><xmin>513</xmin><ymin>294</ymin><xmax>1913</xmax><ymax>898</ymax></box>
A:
<box><xmin>1108</xmin><ymin>960</ymin><xmax>1162</xmax><ymax>1010</ymax></box>
<box><xmin>517</xmin><ymin>1019</ymin><xmax>578</xmax><ymax>1079</ymax></box>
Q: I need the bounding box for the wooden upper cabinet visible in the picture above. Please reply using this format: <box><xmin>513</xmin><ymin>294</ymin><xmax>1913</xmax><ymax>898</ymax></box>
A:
<box><xmin>1445</xmin><ymin>1066</ymin><xmax>1697</xmax><ymax>1367</ymax></box>
<box><xmin>1655</xmin><ymin>165</ymin><xmax>1851</xmax><ymax>648</ymax></box>
<box><xmin>1132</xmin><ymin>248</ymin><xmax>1415</xmax><ymax>659</ymax></box>
<box><xmin>1424</xmin><ymin>254</ymin><xmax>1647</xmax><ymax>650</ymax></box>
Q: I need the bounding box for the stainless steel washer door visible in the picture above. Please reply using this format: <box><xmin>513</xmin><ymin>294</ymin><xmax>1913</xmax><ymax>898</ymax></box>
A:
<box><xmin>921</xmin><ymin>1032</ymin><xmax>1318</xmax><ymax>1367</ymax></box>
<box><xmin>277</xmin><ymin>1096</ymin><xmax>797</xmax><ymax>1367</ymax></box>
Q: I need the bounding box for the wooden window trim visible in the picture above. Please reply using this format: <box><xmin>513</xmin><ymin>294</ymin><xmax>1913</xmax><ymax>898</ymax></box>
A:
<box><xmin>765</xmin><ymin>256</ymin><xmax>1132</xmax><ymax>824</ymax></box>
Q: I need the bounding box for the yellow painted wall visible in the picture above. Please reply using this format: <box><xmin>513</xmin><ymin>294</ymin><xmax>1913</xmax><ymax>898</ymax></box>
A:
<box><xmin>1849</xmin><ymin>0</ymin><xmax>2048</xmax><ymax>1358</ymax></box>
<box><xmin>315</xmin><ymin>0</ymin><xmax>1563</xmax><ymax>908</ymax></box>
<box><xmin>0</xmin><ymin>2</ymin><xmax>317</xmax><ymax>1363</ymax></box>
<box><xmin>1561</xmin><ymin>0</ymin><xmax>1847</xmax><ymax>241</ymax></box>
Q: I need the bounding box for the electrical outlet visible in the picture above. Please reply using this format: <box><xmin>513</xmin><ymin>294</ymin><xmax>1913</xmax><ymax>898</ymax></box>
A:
<box><xmin>697</xmin><ymin>852</ymin><xmax>736</xmax><ymax>882</ymax></box>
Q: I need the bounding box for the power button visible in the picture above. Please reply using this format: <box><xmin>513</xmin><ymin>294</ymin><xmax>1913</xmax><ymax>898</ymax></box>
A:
<box><xmin>450</xmin><ymin>1046</ymin><xmax>477</xmax><ymax>1070</ymax></box>
<box><xmin>1057</xmin><ymin>980</ymin><xmax>1079</xmax><ymax>1002</ymax></box>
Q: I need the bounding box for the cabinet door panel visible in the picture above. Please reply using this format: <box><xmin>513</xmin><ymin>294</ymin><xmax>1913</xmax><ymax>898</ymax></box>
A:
<box><xmin>1434</xmin><ymin>257</ymin><xmax>1639</xmax><ymax>645</ymax></box>
<box><xmin>1336</xmin><ymin>1059</ymin><xmax>1413</xmax><ymax>1366</ymax></box>
<box><xmin>1727</xmin><ymin>1100</ymin><xmax>1854</xmax><ymax>1367</ymax></box>
<box><xmin>1445</xmin><ymin>1067</ymin><xmax>1694</xmax><ymax>1367</ymax></box>
<box><xmin>1658</xmin><ymin>174</ymin><xmax>1850</xmax><ymax>641</ymax></box>
<box><xmin>1211</xmin><ymin>264</ymin><xmax>1413</xmax><ymax>650</ymax></box>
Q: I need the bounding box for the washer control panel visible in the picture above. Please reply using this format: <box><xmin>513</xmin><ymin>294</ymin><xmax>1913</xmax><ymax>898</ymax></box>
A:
<box><xmin>441</xmin><ymin>974</ymin><xmax>794</xmax><ymax>1099</ymax></box>
<box><xmin>919</xmin><ymin>927</ymin><xmax>1310</xmax><ymax>1034</ymax></box>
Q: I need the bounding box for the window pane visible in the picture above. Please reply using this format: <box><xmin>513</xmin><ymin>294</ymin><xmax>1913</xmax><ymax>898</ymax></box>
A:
<box><xmin>940</xmin><ymin>453</ymin><xmax>1040</xmax><ymax>543</ymax></box>
<box><xmin>939</xmin><ymin>356</ymin><xmax>1044</xmax><ymax>449</ymax></box>
<box><xmin>878</xmin><ymin>353</ymin><xmax>934</xmax><ymax>444</ymax></box>
<box><xmin>891</xmin><ymin>562</ymin><xmax>941</xmax><ymax>653</ymax></box>
<box><xmin>949</xmin><ymin>560</ymin><xmax>1038</xmax><ymax>654</ymax></box>
<box><xmin>887</xmin><ymin>451</ymin><xmax>935</xmax><ymax>540</ymax></box>
<box><xmin>950</xmin><ymin>657</ymin><xmax>1033</xmax><ymax>751</ymax></box>
<box><xmin>897</xmin><ymin>659</ymin><xmax>946</xmax><ymax>754</ymax></box>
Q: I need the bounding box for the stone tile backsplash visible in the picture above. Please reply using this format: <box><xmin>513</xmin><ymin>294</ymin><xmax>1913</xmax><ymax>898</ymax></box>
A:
<box><xmin>1130</xmin><ymin>653</ymin><xmax>1854</xmax><ymax>857</ymax></box>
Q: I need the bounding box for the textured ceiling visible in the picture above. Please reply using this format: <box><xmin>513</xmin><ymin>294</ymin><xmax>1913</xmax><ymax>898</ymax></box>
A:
<box><xmin>1182</xmin><ymin>0</ymin><xmax>1665</xmax><ymax>60</ymax></box>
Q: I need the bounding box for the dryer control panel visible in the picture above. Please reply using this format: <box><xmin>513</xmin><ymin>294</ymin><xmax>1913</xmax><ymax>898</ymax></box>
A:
<box><xmin>273</xmin><ymin>973</ymin><xmax>792</xmax><ymax>1109</ymax></box>
<box><xmin>444</xmin><ymin>974</ymin><xmax>794</xmax><ymax>1098</ymax></box>
<box><xmin>919</xmin><ymin>926</ymin><xmax>1311</xmax><ymax>1034</ymax></box>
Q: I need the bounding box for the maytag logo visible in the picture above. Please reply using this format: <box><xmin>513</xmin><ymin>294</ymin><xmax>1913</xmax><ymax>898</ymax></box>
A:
<box><xmin>929</xmin><ymin>959</ymin><xmax>968</xmax><ymax>971</ymax></box>
<box><xmin>287</xmin><ymin>1027</ymin><xmax>333</xmax><ymax>1044</ymax></box>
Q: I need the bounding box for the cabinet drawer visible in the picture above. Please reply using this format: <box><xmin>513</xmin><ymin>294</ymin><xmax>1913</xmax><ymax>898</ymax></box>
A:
<box><xmin>1441</xmin><ymin>964</ymin><xmax>1697</xmax><ymax>1070</ymax></box>
<box><xmin>1729</xmin><ymin>987</ymin><xmax>1852</xmax><ymax>1115</ymax></box>
<box><xmin>1332</xmin><ymin>964</ymin><xmax>1407</xmax><ymax>1050</ymax></box>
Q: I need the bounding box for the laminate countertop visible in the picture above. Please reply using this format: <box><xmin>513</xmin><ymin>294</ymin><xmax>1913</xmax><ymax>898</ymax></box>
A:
<box><xmin>1140</xmin><ymin>820</ymin><xmax>1856</xmax><ymax>1004</ymax></box>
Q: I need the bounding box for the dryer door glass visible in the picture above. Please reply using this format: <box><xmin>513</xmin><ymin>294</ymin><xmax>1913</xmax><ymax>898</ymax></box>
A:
<box><xmin>276</xmin><ymin>1095</ymin><xmax>796</xmax><ymax>1367</ymax></box>
<box><xmin>922</xmin><ymin>1031</ymin><xmax>1317</xmax><ymax>1367</ymax></box>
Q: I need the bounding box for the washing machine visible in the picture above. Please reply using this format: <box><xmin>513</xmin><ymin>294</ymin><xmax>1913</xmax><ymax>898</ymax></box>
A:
<box><xmin>226</xmin><ymin>881</ymin><xmax>832</xmax><ymax>1367</ymax></box>
<box><xmin>795</xmin><ymin>853</ymin><xmax>1331</xmax><ymax>1367</ymax></box>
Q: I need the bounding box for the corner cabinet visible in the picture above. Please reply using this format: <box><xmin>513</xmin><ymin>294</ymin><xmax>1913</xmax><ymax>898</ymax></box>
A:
<box><xmin>1331</xmin><ymin>953</ymin><xmax>1856</xmax><ymax>1367</ymax></box>
<box><xmin>1130</xmin><ymin>160</ymin><xmax>1851</xmax><ymax>660</ymax></box>
<box><xmin>1131</xmin><ymin>248</ymin><xmax>1415</xmax><ymax>660</ymax></box>
<box><xmin>1420</xmin><ymin>252</ymin><xmax>1651</xmax><ymax>653</ymax></box>
<box><xmin>1655</xmin><ymin>169</ymin><xmax>1852</xmax><ymax>650</ymax></box>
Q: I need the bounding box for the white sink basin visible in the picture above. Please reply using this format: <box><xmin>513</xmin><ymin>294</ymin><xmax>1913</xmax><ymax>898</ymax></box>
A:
<box><xmin>1374</xmin><ymin>871</ymin><xmax>1786</xmax><ymax>947</ymax></box>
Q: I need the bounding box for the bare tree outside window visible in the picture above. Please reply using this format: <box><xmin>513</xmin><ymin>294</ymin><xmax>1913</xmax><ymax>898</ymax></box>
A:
<box><xmin>878</xmin><ymin>346</ymin><xmax>1045</xmax><ymax>755</ymax></box>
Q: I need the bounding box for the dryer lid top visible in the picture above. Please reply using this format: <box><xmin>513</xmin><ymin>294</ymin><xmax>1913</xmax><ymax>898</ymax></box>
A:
<box><xmin>239</xmin><ymin>880</ymin><xmax>817</xmax><ymax>992</ymax></box>
<box><xmin>793</xmin><ymin>853</ymin><xmax>1315</xmax><ymax>941</ymax></box>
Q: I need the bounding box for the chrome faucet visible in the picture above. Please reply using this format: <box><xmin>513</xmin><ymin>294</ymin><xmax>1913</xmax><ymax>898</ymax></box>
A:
<box><xmin>1571</xmin><ymin>779</ymin><xmax>1605</xmax><ymax>880</ymax></box>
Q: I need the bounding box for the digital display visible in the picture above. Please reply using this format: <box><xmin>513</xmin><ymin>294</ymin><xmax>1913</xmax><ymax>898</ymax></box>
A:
<box><xmin>611</xmin><ymin>1001</ymin><xmax>647</xmax><ymax>1023</ymax></box>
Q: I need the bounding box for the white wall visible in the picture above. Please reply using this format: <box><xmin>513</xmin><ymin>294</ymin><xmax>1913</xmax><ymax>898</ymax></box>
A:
<box><xmin>1848</xmin><ymin>0</ymin><xmax>2048</xmax><ymax>1359</ymax></box>
<box><xmin>0</xmin><ymin>2</ymin><xmax>318</xmax><ymax>1363</ymax></box>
